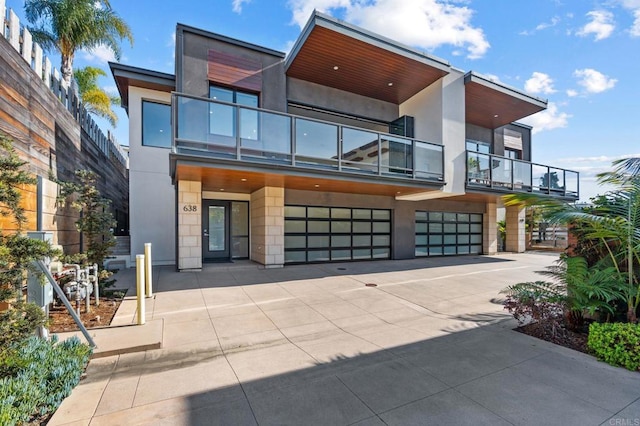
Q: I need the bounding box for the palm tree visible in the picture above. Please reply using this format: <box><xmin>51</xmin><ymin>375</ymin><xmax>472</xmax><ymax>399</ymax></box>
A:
<box><xmin>24</xmin><ymin>0</ymin><xmax>133</xmax><ymax>85</ymax></box>
<box><xmin>74</xmin><ymin>66</ymin><xmax>119</xmax><ymax>126</ymax></box>
<box><xmin>504</xmin><ymin>157</ymin><xmax>640</xmax><ymax>322</ymax></box>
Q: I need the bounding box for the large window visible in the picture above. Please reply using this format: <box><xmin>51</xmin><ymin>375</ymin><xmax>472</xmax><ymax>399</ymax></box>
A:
<box><xmin>209</xmin><ymin>85</ymin><xmax>259</xmax><ymax>140</ymax></box>
<box><xmin>142</xmin><ymin>101</ymin><xmax>171</xmax><ymax>148</ymax></box>
<box><xmin>285</xmin><ymin>206</ymin><xmax>391</xmax><ymax>263</ymax></box>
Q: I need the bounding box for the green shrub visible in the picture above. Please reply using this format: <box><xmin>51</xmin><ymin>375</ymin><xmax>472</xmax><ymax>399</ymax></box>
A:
<box><xmin>0</xmin><ymin>336</ymin><xmax>91</xmax><ymax>425</ymax></box>
<box><xmin>588</xmin><ymin>323</ymin><xmax>640</xmax><ymax>371</ymax></box>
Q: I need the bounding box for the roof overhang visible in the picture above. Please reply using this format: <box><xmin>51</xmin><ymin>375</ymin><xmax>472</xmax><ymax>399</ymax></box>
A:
<box><xmin>285</xmin><ymin>12</ymin><xmax>450</xmax><ymax>104</ymax></box>
<box><xmin>464</xmin><ymin>72</ymin><xmax>547</xmax><ymax>129</ymax></box>
<box><xmin>109</xmin><ymin>62</ymin><xmax>176</xmax><ymax>114</ymax></box>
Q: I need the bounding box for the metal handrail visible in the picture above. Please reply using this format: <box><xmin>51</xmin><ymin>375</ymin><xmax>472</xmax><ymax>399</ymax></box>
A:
<box><xmin>172</xmin><ymin>92</ymin><xmax>445</xmax><ymax>182</ymax></box>
<box><xmin>465</xmin><ymin>151</ymin><xmax>579</xmax><ymax>197</ymax></box>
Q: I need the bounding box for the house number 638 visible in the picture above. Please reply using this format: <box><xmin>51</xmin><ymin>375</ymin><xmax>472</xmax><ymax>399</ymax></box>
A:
<box><xmin>183</xmin><ymin>205</ymin><xmax>198</xmax><ymax>212</ymax></box>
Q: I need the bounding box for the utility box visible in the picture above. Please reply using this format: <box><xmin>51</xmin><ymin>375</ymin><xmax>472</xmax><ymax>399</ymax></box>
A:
<box><xmin>26</xmin><ymin>232</ymin><xmax>54</xmax><ymax>308</ymax></box>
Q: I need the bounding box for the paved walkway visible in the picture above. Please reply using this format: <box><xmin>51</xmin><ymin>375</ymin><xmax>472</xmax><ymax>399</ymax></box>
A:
<box><xmin>50</xmin><ymin>253</ymin><xmax>640</xmax><ymax>425</ymax></box>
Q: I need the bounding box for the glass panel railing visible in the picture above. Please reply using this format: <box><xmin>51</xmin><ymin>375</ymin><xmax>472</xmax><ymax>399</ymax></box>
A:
<box><xmin>467</xmin><ymin>151</ymin><xmax>491</xmax><ymax>185</ymax></box>
<box><xmin>513</xmin><ymin>160</ymin><xmax>532</xmax><ymax>189</ymax></box>
<box><xmin>465</xmin><ymin>150</ymin><xmax>578</xmax><ymax>198</ymax></box>
<box><xmin>565</xmin><ymin>170</ymin><xmax>579</xmax><ymax>196</ymax></box>
<box><xmin>491</xmin><ymin>156</ymin><xmax>512</xmax><ymax>187</ymax></box>
<box><xmin>176</xmin><ymin>95</ymin><xmax>236</xmax><ymax>156</ymax></box>
<box><xmin>548</xmin><ymin>167</ymin><xmax>565</xmax><ymax>192</ymax></box>
<box><xmin>240</xmin><ymin>107</ymin><xmax>291</xmax><ymax>163</ymax></box>
<box><xmin>173</xmin><ymin>93</ymin><xmax>444</xmax><ymax>182</ymax></box>
<box><xmin>294</xmin><ymin>118</ymin><xmax>338</xmax><ymax>168</ymax></box>
<box><xmin>341</xmin><ymin>127</ymin><xmax>379</xmax><ymax>173</ymax></box>
<box><xmin>415</xmin><ymin>141</ymin><xmax>443</xmax><ymax>179</ymax></box>
<box><xmin>381</xmin><ymin>135</ymin><xmax>412</xmax><ymax>176</ymax></box>
<box><xmin>532</xmin><ymin>164</ymin><xmax>549</xmax><ymax>193</ymax></box>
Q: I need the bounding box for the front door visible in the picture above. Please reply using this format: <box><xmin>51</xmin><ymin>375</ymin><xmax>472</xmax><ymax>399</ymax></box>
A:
<box><xmin>203</xmin><ymin>200</ymin><xmax>230</xmax><ymax>261</ymax></box>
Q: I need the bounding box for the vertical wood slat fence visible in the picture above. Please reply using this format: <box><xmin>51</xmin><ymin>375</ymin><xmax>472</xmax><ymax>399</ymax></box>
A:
<box><xmin>0</xmin><ymin>0</ymin><xmax>128</xmax><ymax>167</ymax></box>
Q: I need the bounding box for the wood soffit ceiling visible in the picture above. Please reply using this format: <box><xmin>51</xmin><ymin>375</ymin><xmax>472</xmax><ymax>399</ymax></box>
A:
<box><xmin>174</xmin><ymin>163</ymin><xmax>439</xmax><ymax>198</ymax></box>
<box><xmin>286</xmin><ymin>26</ymin><xmax>449</xmax><ymax>104</ymax></box>
<box><xmin>465</xmin><ymin>77</ymin><xmax>547</xmax><ymax>129</ymax></box>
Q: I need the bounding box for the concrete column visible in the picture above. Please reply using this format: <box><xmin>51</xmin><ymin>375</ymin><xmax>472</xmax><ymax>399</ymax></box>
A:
<box><xmin>178</xmin><ymin>180</ymin><xmax>202</xmax><ymax>270</ymax></box>
<box><xmin>250</xmin><ymin>187</ymin><xmax>284</xmax><ymax>268</ymax></box>
<box><xmin>505</xmin><ymin>204</ymin><xmax>526</xmax><ymax>253</ymax></box>
<box><xmin>483</xmin><ymin>202</ymin><xmax>498</xmax><ymax>255</ymax></box>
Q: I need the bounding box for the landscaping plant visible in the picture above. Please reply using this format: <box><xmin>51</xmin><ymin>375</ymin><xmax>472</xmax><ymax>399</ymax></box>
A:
<box><xmin>503</xmin><ymin>157</ymin><xmax>640</xmax><ymax>323</ymax></box>
<box><xmin>588</xmin><ymin>322</ymin><xmax>640</xmax><ymax>371</ymax></box>
<box><xmin>0</xmin><ymin>135</ymin><xmax>58</xmax><ymax>350</ymax></box>
<box><xmin>502</xmin><ymin>255</ymin><xmax>624</xmax><ymax>338</ymax></box>
<box><xmin>57</xmin><ymin>170</ymin><xmax>117</xmax><ymax>289</ymax></box>
<box><xmin>0</xmin><ymin>134</ymin><xmax>91</xmax><ymax>423</ymax></box>
<box><xmin>0</xmin><ymin>336</ymin><xmax>91</xmax><ymax>424</ymax></box>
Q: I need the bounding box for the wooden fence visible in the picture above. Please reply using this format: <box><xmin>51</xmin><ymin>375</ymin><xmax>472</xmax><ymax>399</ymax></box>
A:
<box><xmin>0</xmin><ymin>0</ymin><xmax>128</xmax><ymax>167</ymax></box>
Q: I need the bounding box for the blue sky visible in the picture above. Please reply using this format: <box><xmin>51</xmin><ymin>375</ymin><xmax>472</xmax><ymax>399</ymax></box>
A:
<box><xmin>10</xmin><ymin>0</ymin><xmax>640</xmax><ymax>201</ymax></box>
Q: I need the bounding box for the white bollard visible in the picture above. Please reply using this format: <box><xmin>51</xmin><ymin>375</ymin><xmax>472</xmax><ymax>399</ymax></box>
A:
<box><xmin>136</xmin><ymin>254</ymin><xmax>146</xmax><ymax>325</ymax></box>
<box><xmin>144</xmin><ymin>243</ymin><xmax>153</xmax><ymax>298</ymax></box>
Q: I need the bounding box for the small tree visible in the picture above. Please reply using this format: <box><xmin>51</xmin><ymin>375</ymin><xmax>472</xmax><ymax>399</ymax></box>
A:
<box><xmin>0</xmin><ymin>135</ymin><xmax>58</xmax><ymax>350</ymax></box>
<box><xmin>57</xmin><ymin>170</ymin><xmax>116</xmax><ymax>267</ymax></box>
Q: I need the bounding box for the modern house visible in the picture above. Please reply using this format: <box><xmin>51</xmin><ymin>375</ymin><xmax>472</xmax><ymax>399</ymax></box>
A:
<box><xmin>110</xmin><ymin>12</ymin><xmax>578</xmax><ymax>270</ymax></box>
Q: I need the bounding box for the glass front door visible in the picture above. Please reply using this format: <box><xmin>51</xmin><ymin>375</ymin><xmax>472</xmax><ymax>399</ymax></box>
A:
<box><xmin>203</xmin><ymin>200</ymin><xmax>230</xmax><ymax>261</ymax></box>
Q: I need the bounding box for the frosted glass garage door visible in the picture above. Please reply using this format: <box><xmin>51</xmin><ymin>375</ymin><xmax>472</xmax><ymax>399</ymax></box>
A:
<box><xmin>415</xmin><ymin>211</ymin><xmax>482</xmax><ymax>256</ymax></box>
<box><xmin>284</xmin><ymin>206</ymin><xmax>391</xmax><ymax>263</ymax></box>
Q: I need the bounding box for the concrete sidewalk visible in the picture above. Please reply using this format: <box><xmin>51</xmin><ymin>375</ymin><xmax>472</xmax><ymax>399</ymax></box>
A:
<box><xmin>50</xmin><ymin>253</ymin><xmax>640</xmax><ymax>425</ymax></box>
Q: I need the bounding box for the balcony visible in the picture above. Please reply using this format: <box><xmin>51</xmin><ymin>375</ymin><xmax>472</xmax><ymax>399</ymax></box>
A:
<box><xmin>466</xmin><ymin>151</ymin><xmax>579</xmax><ymax>199</ymax></box>
<box><xmin>172</xmin><ymin>93</ymin><xmax>444</xmax><ymax>183</ymax></box>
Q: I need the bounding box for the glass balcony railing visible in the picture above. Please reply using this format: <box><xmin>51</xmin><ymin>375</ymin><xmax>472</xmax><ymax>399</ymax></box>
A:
<box><xmin>172</xmin><ymin>93</ymin><xmax>444</xmax><ymax>182</ymax></box>
<box><xmin>466</xmin><ymin>151</ymin><xmax>579</xmax><ymax>199</ymax></box>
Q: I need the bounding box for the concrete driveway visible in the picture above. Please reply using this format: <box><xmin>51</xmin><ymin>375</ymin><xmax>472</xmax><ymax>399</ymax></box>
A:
<box><xmin>50</xmin><ymin>253</ymin><xmax>640</xmax><ymax>425</ymax></box>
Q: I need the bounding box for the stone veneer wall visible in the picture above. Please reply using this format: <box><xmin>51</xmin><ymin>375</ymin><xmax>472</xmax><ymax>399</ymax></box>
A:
<box><xmin>505</xmin><ymin>204</ymin><xmax>526</xmax><ymax>253</ymax></box>
<box><xmin>250</xmin><ymin>187</ymin><xmax>284</xmax><ymax>267</ymax></box>
<box><xmin>483</xmin><ymin>202</ymin><xmax>498</xmax><ymax>255</ymax></box>
<box><xmin>178</xmin><ymin>180</ymin><xmax>202</xmax><ymax>270</ymax></box>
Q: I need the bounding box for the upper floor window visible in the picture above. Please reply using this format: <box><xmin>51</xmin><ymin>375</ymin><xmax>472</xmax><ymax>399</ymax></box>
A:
<box><xmin>142</xmin><ymin>101</ymin><xmax>171</xmax><ymax>148</ymax></box>
<box><xmin>209</xmin><ymin>85</ymin><xmax>259</xmax><ymax>140</ymax></box>
<box><xmin>466</xmin><ymin>140</ymin><xmax>490</xmax><ymax>154</ymax></box>
<box><xmin>505</xmin><ymin>148</ymin><xmax>521</xmax><ymax>160</ymax></box>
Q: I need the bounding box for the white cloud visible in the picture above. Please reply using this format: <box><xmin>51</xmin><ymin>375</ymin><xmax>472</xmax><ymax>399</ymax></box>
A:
<box><xmin>232</xmin><ymin>0</ymin><xmax>250</xmax><ymax>13</ymax></box>
<box><xmin>566</xmin><ymin>89</ymin><xmax>578</xmax><ymax>97</ymax></box>
<box><xmin>81</xmin><ymin>44</ymin><xmax>116</xmax><ymax>64</ymax></box>
<box><xmin>574</xmin><ymin>68</ymin><xmax>617</xmax><ymax>93</ymax></box>
<box><xmin>619</xmin><ymin>1</ymin><xmax>640</xmax><ymax>36</ymax></box>
<box><xmin>521</xmin><ymin>16</ymin><xmax>561</xmax><ymax>35</ymax></box>
<box><xmin>288</xmin><ymin>0</ymin><xmax>490</xmax><ymax>59</ymax></box>
<box><xmin>524</xmin><ymin>72</ymin><xmax>556</xmax><ymax>95</ymax></box>
<box><xmin>631</xmin><ymin>9</ymin><xmax>640</xmax><ymax>36</ymax></box>
<box><xmin>558</xmin><ymin>153</ymin><xmax>640</xmax><ymax>164</ymax></box>
<box><xmin>520</xmin><ymin>102</ymin><xmax>570</xmax><ymax>134</ymax></box>
<box><xmin>102</xmin><ymin>85</ymin><xmax>119</xmax><ymax>97</ymax></box>
<box><xmin>482</xmin><ymin>73</ymin><xmax>501</xmax><ymax>83</ymax></box>
<box><xmin>167</xmin><ymin>32</ymin><xmax>176</xmax><ymax>48</ymax></box>
<box><xmin>577</xmin><ymin>10</ymin><xmax>615</xmax><ymax>40</ymax></box>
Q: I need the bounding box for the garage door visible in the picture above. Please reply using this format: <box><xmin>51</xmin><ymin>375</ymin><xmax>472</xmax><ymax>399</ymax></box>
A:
<box><xmin>415</xmin><ymin>211</ymin><xmax>482</xmax><ymax>256</ymax></box>
<box><xmin>284</xmin><ymin>206</ymin><xmax>391</xmax><ymax>263</ymax></box>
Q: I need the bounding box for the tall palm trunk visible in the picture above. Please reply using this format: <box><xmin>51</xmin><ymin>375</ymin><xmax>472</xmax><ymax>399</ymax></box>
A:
<box><xmin>61</xmin><ymin>53</ymin><xmax>74</xmax><ymax>86</ymax></box>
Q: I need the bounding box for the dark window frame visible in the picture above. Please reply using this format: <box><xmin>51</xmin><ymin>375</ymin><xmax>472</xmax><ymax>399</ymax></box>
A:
<box><xmin>141</xmin><ymin>100</ymin><xmax>172</xmax><ymax>148</ymax></box>
<box><xmin>465</xmin><ymin>139</ymin><xmax>491</xmax><ymax>154</ymax></box>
